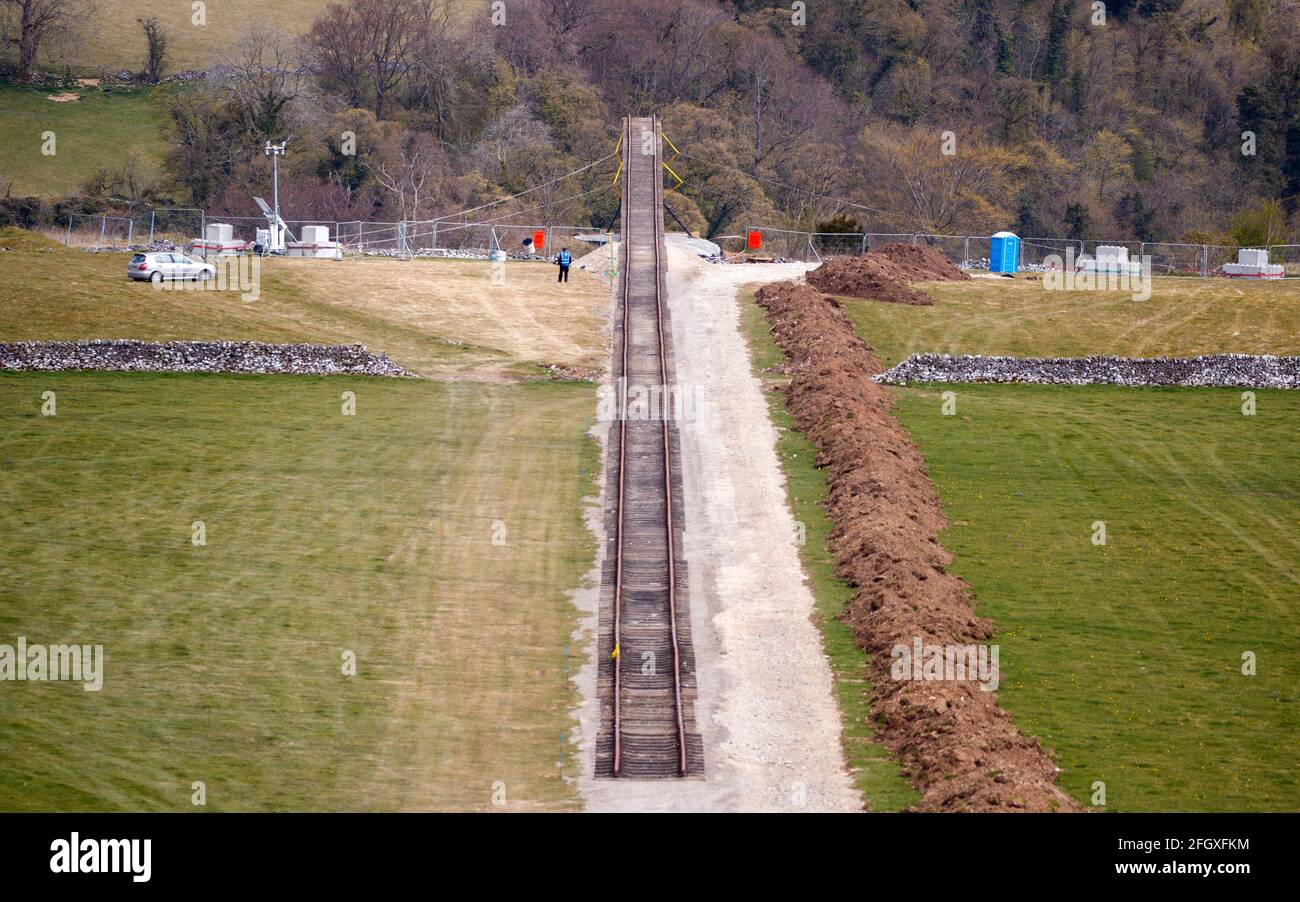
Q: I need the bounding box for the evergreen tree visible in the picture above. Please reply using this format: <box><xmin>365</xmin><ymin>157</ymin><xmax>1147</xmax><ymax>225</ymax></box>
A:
<box><xmin>1042</xmin><ymin>0</ymin><xmax>1070</xmax><ymax>85</ymax></box>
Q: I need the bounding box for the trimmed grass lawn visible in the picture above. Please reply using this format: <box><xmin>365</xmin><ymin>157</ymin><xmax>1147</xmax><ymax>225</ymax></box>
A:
<box><xmin>890</xmin><ymin>385</ymin><xmax>1299</xmax><ymax>811</ymax></box>
<box><xmin>0</xmin><ymin>371</ymin><xmax>598</xmax><ymax>811</ymax></box>
<box><xmin>0</xmin><ymin>82</ymin><xmax>166</xmax><ymax>197</ymax></box>
<box><xmin>740</xmin><ymin>288</ymin><xmax>919</xmax><ymax>811</ymax></box>
<box><xmin>839</xmin><ymin>275</ymin><xmax>1300</xmax><ymax>366</ymax></box>
<box><xmin>0</xmin><ymin>228</ymin><xmax>607</xmax><ymax>378</ymax></box>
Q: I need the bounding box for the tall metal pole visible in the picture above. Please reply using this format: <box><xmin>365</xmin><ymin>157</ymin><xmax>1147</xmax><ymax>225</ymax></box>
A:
<box><xmin>264</xmin><ymin>140</ymin><xmax>288</xmax><ymax>252</ymax></box>
<box><xmin>272</xmin><ymin>149</ymin><xmax>280</xmax><ymax>224</ymax></box>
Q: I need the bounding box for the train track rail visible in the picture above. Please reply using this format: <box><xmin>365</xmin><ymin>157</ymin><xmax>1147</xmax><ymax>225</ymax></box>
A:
<box><xmin>595</xmin><ymin>116</ymin><xmax>703</xmax><ymax>779</ymax></box>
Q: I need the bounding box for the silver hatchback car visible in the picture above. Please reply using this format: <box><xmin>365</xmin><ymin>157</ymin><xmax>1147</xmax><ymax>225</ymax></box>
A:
<box><xmin>127</xmin><ymin>252</ymin><xmax>216</xmax><ymax>283</ymax></box>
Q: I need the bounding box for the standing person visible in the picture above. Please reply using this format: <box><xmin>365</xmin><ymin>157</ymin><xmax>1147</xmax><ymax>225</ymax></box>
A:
<box><xmin>556</xmin><ymin>246</ymin><xmax>572</xmax><ymax>283</ymax></box>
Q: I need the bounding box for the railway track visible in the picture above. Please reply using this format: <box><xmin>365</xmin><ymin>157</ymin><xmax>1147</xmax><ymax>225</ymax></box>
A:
<box><xmin>595</xmin><ymin>116</ymin><xmax>703</xmax><ymax>779</ymax></box>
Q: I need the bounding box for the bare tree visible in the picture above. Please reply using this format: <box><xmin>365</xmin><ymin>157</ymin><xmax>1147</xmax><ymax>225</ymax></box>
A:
<box><xmin>860</xmin><ymin>125</ymin><xmax>1019</xmax><ymax>234</ymax></box>
<box><xmin>404</xmin><ymin>0</ymin><xmax>467</xmax><ymax>139</ymax></box>
<box><xmin>305</xmin><ymin>0</ymin><xmax>429</xmax><ymax>119</ymax></box>
<box><xmin>227</xmin><ymin>26</ymin><xmax>303</xmax><ymax>140</ymax></box>
<box><xmin>365</xmin><ymin>130</ymin><xmax>441</xmax><ymax>221</ymax></box>
<box><xmin>137</xmin><ymin>15</ymin><xmax>167</xmax><ymax>83</ymax></box>
<box><xmin>1</xmin><ymin>0</ymin><xmax>93</xmax><ymax>81</ymax></box>
<box><xmin>304</xmin><ymin>3</ymin><xmax>368</xmax><ymax>108</ymax></box>
<box><xmin>735</xmin><ymin>34</ymin><xmax>783</xmax><ymax>166</ymax></box>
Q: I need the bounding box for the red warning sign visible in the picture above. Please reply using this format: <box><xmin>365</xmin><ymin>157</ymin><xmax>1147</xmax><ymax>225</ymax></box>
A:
<box><xmin>747</xmin><ymin>230</ymin><xmax>762</xmax><ymax>250</ymax></box>
<box><xmin>533</xmin><ymin>230</ymin><xmax>546</xmax><ymax>250</ymax></box>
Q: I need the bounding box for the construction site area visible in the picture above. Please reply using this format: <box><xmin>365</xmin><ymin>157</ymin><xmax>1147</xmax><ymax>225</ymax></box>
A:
<box><xmin>2</xmin><ymin>14</ymin><xmax>1299</xmax><ymax>887</ymax></box>
<box><xmin>3</xmin><ymin>110</ymin><xmax>1297</xmax><ymax>822</ymax></box>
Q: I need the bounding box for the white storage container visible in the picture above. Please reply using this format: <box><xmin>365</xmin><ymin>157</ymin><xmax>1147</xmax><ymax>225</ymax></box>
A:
<box><xmin>301</xmin><ymin>225</ymin><xmax>330</xmax><ymax>245</ymax></box>
<box><xmin>206</xmin><ymin>222</ymin><xmax>234</xmax><ymax>243</ymax></box>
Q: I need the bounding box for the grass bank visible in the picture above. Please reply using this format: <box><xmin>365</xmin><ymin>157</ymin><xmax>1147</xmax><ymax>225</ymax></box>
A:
<box><xmin>0</xmin><ymin>371</ymin><xmax>598</xmax><ymax>811</ymax></box>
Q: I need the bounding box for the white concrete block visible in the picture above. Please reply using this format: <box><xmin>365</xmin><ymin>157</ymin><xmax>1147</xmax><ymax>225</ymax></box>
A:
<box><xmin>301</xmin><ymin>225</ymin><xmax>330</xmax><ymax>245</ymax></box>
<box><xmin>206</xmin><ymin>222</ymin><xmax>233</xmax><ymax>243</ymax></box>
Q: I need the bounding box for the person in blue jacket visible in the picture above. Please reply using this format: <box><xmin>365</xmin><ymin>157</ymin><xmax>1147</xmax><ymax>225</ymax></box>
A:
<box><xmin>556</xmin><ymin>247</ymin><xmax>572</xmax><ymax>283</ymax></box>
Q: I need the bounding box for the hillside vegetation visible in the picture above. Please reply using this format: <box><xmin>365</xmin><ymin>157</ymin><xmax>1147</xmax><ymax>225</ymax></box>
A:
<box><xmin>0</xmin><ymin>81</ymin><xmax>165</xmax><ymax>196</ymax></box>
<box><xmin>2</xmin><ymin>0</ymin><xmax>1298</xmax><ymax>246</ymax></box>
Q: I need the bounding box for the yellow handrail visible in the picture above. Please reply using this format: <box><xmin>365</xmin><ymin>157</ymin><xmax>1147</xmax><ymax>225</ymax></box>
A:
<box><xmin>662</xmin><ymin>160</ymin><xmax>684</xmax><ymax>195</ymax></box>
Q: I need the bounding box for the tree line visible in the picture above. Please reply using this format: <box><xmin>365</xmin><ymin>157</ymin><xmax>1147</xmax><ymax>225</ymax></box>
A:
<box><xmin>4</xmin><ymin>0</ymin><xmax>1299</xmax><ymax>245</ymax></box>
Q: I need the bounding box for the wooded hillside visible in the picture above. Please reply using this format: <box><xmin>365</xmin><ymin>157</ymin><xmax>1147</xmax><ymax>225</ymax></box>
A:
<box><xmin>3</xmin><ymin>0</ymin><xmax>1298</xmax><ymax>244</ymax></box>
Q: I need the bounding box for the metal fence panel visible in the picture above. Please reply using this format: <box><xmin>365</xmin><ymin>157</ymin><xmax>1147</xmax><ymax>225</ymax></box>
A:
<box><xmin>1019</xmin><ymin>237</ymin><xmax>1083</xmax><ymax>269</ymax></box>
<box><xmin>861</xmin><ymin>232</ymin><xmax>916</xmax><ymax>253</ymax></box>
<box><xmin>545</xmin><ymin>225</ymin><xmax>607</xmax><ymax>255</ymax></box>
<box><xmin>64</xmin><ymin>213</ymin><xmax>132</xmax><ymax>249</ymax></box>
<box><xmin>809</xmin><ymin>231</ymin><xmax>865</xmax><ymax>257</ymax></box>
<box><xmin>913</xmin><ymin>234</ymin><xmax>976</xmax><ymax>267</ymax></box>
<box><xmin>125</xmin><ymin>207</ymin><xmax>205</xmax><ymax>247</ymax></box>
<box><xmin>1141</xmin><ymin>242</ymin><xmax>1207</xmax><ymax>277</ymax></box>
<box><xmin>1084</xmin><ymin>239</ymin><xmax>1142</xmax><ymax>262</ymax></box>
<box><xmin>744</xmin><ymin>226</ymin><xmax>812</xmax><ymax>260</ymax></box>
<box><xmin>1266</xmin><ymin>244</ymin><xmax>1300</xmax><ymax>277</ymax></box>
<box><xmin>964</xmin><ymin>236</ymin><xmax>991</xmax><ymax>269</ymax></box>
<box><xmin>1204</xmin><ymin>245</ymin><xmax>1239</xmax><ymax>273</ymax></box>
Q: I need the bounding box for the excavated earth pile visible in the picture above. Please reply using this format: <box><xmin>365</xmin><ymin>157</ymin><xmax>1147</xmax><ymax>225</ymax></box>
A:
<box><xmin>805</xmin><ymin>243</ymin><xmax>969</xmax><ymax>306</ymax></box>
<box><xmin>756</xmin><ymin>280</ymin><xmax>1082</xmax><ymax>812</ymax></box>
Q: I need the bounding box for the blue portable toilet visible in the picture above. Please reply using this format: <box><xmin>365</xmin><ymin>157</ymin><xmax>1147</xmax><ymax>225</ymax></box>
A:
<box><xmin>989</xmin><ymin>231</ymin><xmax>1020</xmax><ymax>273</ymax></box>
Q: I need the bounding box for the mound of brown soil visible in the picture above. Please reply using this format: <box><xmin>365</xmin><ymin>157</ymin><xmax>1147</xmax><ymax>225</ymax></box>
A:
<box><xmin>756</xmin><ymin>280</ymin><xmax>1081</xmax><ymax>813</ymax></box>
<box><xmin>876</xmin><ymin>242</ymin><xmax>971</xmax><ymax>281</ymax></box>
<box><xmin>806</xmin><ymin>243</ymin><xmax>969</xmax><ymax>305</ymax></box>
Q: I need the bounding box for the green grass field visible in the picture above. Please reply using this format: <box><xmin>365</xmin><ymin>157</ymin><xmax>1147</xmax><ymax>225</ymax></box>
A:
<box><xmin>840</xmin><ymin>276</ymin><xmax>1300</xmax><ymax>366</ymax></box>
<box><xmin>0</xmin><ymin>222</ymin><xmax>605</xmax><ymax>811</ymax></box>
<box><xmin>891</xmin><ymin>384</ymin><xmax>1299</xmax><ymax>811</ymax></box>
<box><xmin>807</xmin><ymin>275</ymin><xmax>1300</xmax><ymax>810</ymax></box>
<box><xmin>0</xmin><ymin>371</ymin><xmax>598</xmax><ymax>811</ymax></box>
<box><xmin>740</xmin><ymin>289</ymin><xmax>919</xmax><ymax>811</ymax></box>
<box><xmin>0</xmin><ymin>81</ymin><xmax>166</xmax><ymax>197</ymax></box>
<box><xmin>0</xmin><ymin>229</ymin><xmax>606</xmax><ymax>378</ymax></box>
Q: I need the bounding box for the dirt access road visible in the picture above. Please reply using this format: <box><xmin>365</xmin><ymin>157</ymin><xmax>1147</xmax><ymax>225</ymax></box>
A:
<box><xmin>574</xmin><ymin>246</ymin><xmax>862</xmax><ymax>811</ymax></box>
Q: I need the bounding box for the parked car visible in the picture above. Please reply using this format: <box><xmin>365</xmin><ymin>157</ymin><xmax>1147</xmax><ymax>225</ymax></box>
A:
<box><xmin>127</xmin><ymin>252</ymin><xmax>216</xmax><ymax>283</ymax></box>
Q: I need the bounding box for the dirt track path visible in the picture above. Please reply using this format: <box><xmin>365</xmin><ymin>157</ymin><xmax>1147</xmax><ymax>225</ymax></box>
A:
<box><xmin>572</xmin><ymin>248</ymin><xmax>862</xmax><ymax>811</ymax></box>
